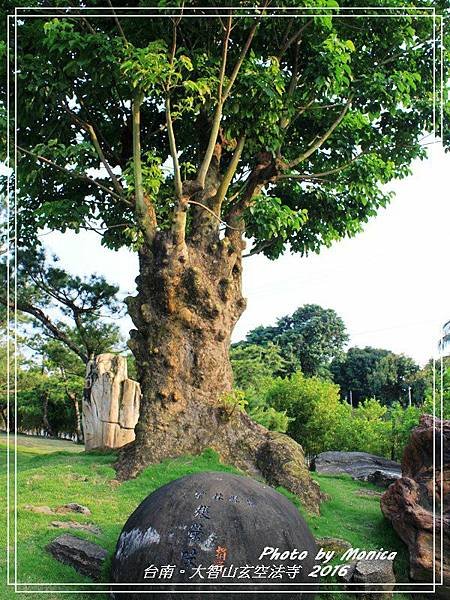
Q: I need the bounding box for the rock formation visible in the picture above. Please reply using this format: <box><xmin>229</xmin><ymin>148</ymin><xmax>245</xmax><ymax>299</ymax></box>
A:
<box><xmin>313</xmin><ymin>451</ymin><xmax>401</xmax><ymax>487</ymax></box>
<box><xmin>82</xmin><ymin>354</ymin><xmax>141</xmax><ymax>451</ymax></box>
<box><xmin>381</xmin><ymin>415</ymin><xmax>449</xmax><ymax>598</ymax></box>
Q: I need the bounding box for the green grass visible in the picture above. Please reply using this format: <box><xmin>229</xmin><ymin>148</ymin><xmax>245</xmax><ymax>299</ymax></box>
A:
<box><xmin>0</xmin><ymin>433</ymin><xmax>85</xmax><ymax>455</ymax></box>
<box><xmin>0</xmin><ymin>434</ymin><xmax>411</xmax><ymax>599</ymax></box>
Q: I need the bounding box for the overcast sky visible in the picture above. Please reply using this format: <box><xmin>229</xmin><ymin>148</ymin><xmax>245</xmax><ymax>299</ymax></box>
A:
<box><xmin>42</xmin><ymin>143</ymin><xmax>449</xmax><ymax>366</ymax></box>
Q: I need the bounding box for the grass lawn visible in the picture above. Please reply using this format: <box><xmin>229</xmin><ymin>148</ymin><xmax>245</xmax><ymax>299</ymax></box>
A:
<box><xmin>0</xmin><ymin>434</ymin><xmax>410</xmax><ymax>599</ymax></box>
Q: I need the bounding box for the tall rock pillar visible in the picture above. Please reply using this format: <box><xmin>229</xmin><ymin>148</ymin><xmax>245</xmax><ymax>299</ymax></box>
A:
<box><xmin>82</xmin><ymin>354</ymin><xmax>141</xmax><ymax>451</ymax></box>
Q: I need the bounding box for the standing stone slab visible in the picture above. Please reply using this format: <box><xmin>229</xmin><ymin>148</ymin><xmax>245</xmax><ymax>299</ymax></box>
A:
<box><xmin>46</xmin><ymin>533</ymin><xmax>108</xmax><ymax>580</ymax></box>
<box><xmin>82</xmin><ymin>354</ymin><xmax>141</xmax><ymax>450</ymax></box>
<box><xmin>111</xmin><ymin>471</ymin><xmax>318</xmax><ymax>599</ymax></box>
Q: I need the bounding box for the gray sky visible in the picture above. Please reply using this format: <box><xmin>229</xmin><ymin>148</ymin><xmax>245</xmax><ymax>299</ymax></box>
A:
<box><xmin>43</xmin><ymin>143</ymin><xmax>449</xmax><ymax>366</ymax></box>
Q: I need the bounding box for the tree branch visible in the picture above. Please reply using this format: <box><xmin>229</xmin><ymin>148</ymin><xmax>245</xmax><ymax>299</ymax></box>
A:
<box><xmin>218</xmin><ymin>15</ymin><xmax>232</xmax><ymax>102</ymax></box>
<box><xmin>196</xmin><ymin>16</ymin><xmax>232</xmax><ymax>188</ymax></box>
<box><xmin>165</xmin><ymin>95</ymin><xmax>183</xmax><ymax>201</ymax></box>
<box><xmin>13</xmin><ymin>300</ymin><xmax>88</xmax><ymax>364</ymax></box>
<box><xmin>213</xmin><ymin>136</ymin><xmax>246</xmax><ymax>213</ymax></box>
<box><xmin>288</xmin><ymin>96</ymin><xmax>353</xmax><ymax>168</ymax></box>
<box><xmin>280</xmin><ymin>42</ymin><xmax>300</xmax><ymax>130</ymax></box>
<box><xmin>62</xmin><ymin>102</ymin><xmax>124</xmax><ymax>197</ymax></box>
<box><xmin>106</xmin><ymin>0</ymin><xmax>128</xmax><ymax>43</ymax></box>
<box><xmin>197</xmin><ymin>16</ymin><xmax>259</xmax><ymax>191</ymax></box>
<box><xmin>186</xmin><ymin>200</ymin><xmax>240</xmax><ymax>231</ymax></box>
<box><xmin>224</xmin><ymin>161</ymin><xmax>273</xmax><ymax>244</ymax></box>
<box><xmin>276</xmin><ymin>19</ymin><xmax>313</xmax><ymax>60</ymax></box>
<box><xmin>132</xmin><ymin>91</ymin><xmax>157</xmax><ymax>244</ymax></box>
<box><xmin>165</xmin><ymin>19</ymin><xmax>183</xmax><ymax>202</ymax></box>
<box><xmin>17</xmin><ymin>145</ymin><xmax>130</xmax><ymax>205</ymax></box>
<box><xmin>222</xmin><ymin>21</ymin><xmax>258</xmax><ymax>102</ymax></box>
<box><xmin>243</xmin><ymin>238</ymin><xmax>275</xmax><ymax>258</ymax></box>
<box><xmin>279</xmin><ymin>150</ymin><xmax>367</xmax><ymax>182</ymax></box>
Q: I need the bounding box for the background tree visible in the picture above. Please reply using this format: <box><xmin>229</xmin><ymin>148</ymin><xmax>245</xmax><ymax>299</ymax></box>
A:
<box><xmin>0</xmin><ymin>250</ymin><xmax>123</xmax><ymax>438</ymax></box>
<box><xmin>423</xmin><ymin>363</ymin><xmax>450</xmax><ymax>420</ymax></box>
<box><xmin>331</xmin><ymin>346</ymin><xmax>423</xmax><ymax>406</ymax></box>
<box><xmin>2</xmin><ymin>2</ymin><xmax>448</xmax><ymax>481</ymax></box>
<box><xmin>0</xmin><ymin>331</ymin><xmax>86</xmax><ymax>439</ymax></box>
<box><xmin>37</xmin><ymin>338</ymin><xmax>86</xmax><ymax>441</ymax></box>
<box><xmin>240</xmin><ymin>303</ymin><xmax>348</xmax><ymax>376</ymax></box>
<box><xmin>0</xmin><ymin>249</ymin><xmax>123</xmax><ymax>364</ymax></box>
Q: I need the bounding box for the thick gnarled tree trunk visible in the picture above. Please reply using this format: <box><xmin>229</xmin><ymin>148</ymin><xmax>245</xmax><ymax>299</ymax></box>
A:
<box><xmin>115</xmin><ymin>232</ymin><xmax>321</xmax><ymax>514</ymax></box>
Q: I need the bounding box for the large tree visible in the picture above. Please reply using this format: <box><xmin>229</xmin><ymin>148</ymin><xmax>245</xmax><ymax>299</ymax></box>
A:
<box><xmin>1</xmin><ymin>2</ymin><xmax>448</xmax><ymax>492</ymax></box>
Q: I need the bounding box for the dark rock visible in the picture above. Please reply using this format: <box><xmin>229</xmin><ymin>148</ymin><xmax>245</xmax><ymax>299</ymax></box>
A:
<box><xmin>316</xmin><ymin>537</ymin><xmax>352</xmax><ymax>554</ymax></box>
<box><xmin>46</xmin><ymin>533</ymin><xmax>108</xmax><ymax>580</ymax></box>
<box><xmin>55</xmin><ymin>503</ymin><xmax>91</xmax><ymax>515</ymax></box>
<box><xmin>367</xmin><ymin>470</ymin><xmax>400</xmax><ymax>488</ymax></box>
<box><xmin>352</xmin><ymin>559</ymin><xmax>396</xmax><ymax>599</ymax></box>
<box><xmin>336</xmin><ymin>561</ymin><xmax>356</xmax><ymax>584</ymax></box>
<box><xmin>381</xmin><ymin>415</ymin><xmax>450</xmax><ymax>599</ymax></box>
<box><xmin>337</xmin><ymin>559</ymin><xmax>395</xmax><ymax>599</ymax></box>
<box><xmin>313</xmin><ymin>451</ymin><xmax>401</xmax><ymax>487</ymax></box>
<box><xmin>50</xmin><ymin>521</ymin><xmax>101</xmax><ymax>535</ymax></box>
<box><xmin>111</xmin><ymin>471</ymin><xmax>318</xmax><ymax>599</ymax></box>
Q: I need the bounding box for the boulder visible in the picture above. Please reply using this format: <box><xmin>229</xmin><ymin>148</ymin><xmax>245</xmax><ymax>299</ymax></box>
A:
<box><xmin>339</xmin><ymin>559</ymin><xmax>396</xmax><ymax>600</ymax></box>
<box><xmin>46</xmin><ymin>533</ymin><xmax>108</xmax><ymax>580</ymax></box>
<box><xmin>256</xmin><ymin>431</ymin><xmax>323</xmax><ymax>506</ymax></box>
<box><xmin>82</xmin><ymin>354</ymin><xmax>141</xmax><ymax>450</ymax></box>
<box><xmin>313</xmin><ymin>451</ymin><xmax>401</xmax><ymax>487</ymax></box>
<box><xmin>381</xmin><ymin>415</ymin><xmax>450</xmax><ymax>598</ymax></box>
<box><xmin>111</xmin><ymin>471</ymin><xmax>318</xmax><ymax>599</ymax></box>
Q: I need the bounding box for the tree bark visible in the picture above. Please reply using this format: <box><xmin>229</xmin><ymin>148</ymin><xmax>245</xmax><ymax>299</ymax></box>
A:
<box><xmin>115</xmin><ymin>232</ymin><xmax>321</xmax><ymax>514</ymax></box>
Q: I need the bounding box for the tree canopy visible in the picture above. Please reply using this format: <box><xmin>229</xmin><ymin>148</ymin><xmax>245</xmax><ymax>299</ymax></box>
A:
<box><xmin>330</xmin><ymin>345</ymin><xmax>423</xmax><ymax>406</ymax></box>
<box><xmin>239</xmin><ymin>303</ymin><xmax>348</xmax><ymax>376</ymax></box>
<box><xmin>1</xmin><ymin>1</ymin><xmax>448</xmax><ymax>257</ymax></box>
<box><xmin>0</xmin><ymin>249</ymin><xmax>123</xmax><ymax>363</ymax></box>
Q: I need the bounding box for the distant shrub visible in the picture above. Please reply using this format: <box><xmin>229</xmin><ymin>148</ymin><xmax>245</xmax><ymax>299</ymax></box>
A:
<box><xmin>230</xmin><ymin>342</ymin><xmax>287</xmax><ymax>389</ymax></box>
<box><xmin>245</xmin><ymin>385</ymin><xmax>292</xmax><ymax>433</ymax></box>
<box><xmin>389</xmin><ymin>402</ymin><xmax>421</xmax><ymax>461</ymax></box>
<box><xmin>333</xmin><ymin>398</ymin><xmax>392</xmax><ymax>458</ymax></box>
<box><xmin>262</xmin><ymin>371</ymin><xmax>348</xmax><ymax>456</ymax></box>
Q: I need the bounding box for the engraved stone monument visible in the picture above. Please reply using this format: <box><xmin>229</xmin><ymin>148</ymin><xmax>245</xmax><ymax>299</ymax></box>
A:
<box><xmin>111</xmin><ymin>471</ymin><xmax>318</xmax><ymax>599</ymax></box>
